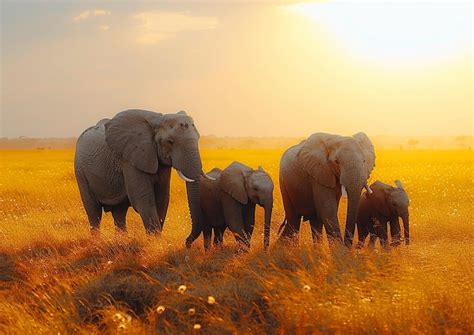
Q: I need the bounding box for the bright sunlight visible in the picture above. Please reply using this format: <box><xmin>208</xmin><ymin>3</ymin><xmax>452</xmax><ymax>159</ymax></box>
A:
<box><xmin>285</xmin><ymin>2</ymin><xmax>472</xmax><ymax>65</ymax></box>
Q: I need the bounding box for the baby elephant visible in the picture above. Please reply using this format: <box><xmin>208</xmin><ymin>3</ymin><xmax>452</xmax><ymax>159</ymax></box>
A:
<box><xmin>199</xmin><ymin>162</ymin><xmax>274</xmax><ymax>251</ymax></box>
<box><xmin>357</xmin><ymin>180</ymin><xmax>410</xmax><ymax>248</ymax></box>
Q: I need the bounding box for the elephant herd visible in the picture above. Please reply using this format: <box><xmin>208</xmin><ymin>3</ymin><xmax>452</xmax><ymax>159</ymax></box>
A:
<box><xmin>75</xmin><ymin>110</ymin><xmax>410</xmax><ymax>251</ymax></box>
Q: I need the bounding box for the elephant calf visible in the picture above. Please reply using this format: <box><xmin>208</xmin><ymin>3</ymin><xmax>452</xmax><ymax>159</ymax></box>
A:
<box><xmin>198</xmin><ymin>162</ymin><xmax>274</xmax><ymax>251</ymax></box>
<box><xmin>357</xmin><ymin>180</ymin><xmax>410</xmax><ymax>248</ymax></box>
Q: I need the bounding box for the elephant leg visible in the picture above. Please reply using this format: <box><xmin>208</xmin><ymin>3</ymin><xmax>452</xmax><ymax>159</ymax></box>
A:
<box><xmin>314</xmin><ymin>188</ymin><xmax>342</xmax><ymax>243</ymax></box>
<box><xmin>310</xmin><ymin>216</ymin><xmax>324</xmax><ymax>244</ymax></box>
<box><xmin>111</xmin><ymin>202</ymin><xmax>129</xmax><ymax>232</ymax></box>
<box><xmin>137</xmin><ymin>207</ymin><xmax>161</xmax><ymax>235</ymax></box>
<box><xmin>122</xmin><ymin>162</ymin><xmax>162</xmax><ymax>235</ymax></box>
<box><xmin>389</xmin><ymin>216</ymin><xmax>401</xmax><ymax>246</ymax></box>
<box><xmin>203</xmin><ymin>226</ymin><xmax>212</xmax><ymax>251</ymax></box>
<box><xmin>368</xmin><ymin>218</ymin><xmax>378</xmax><ymax>248</ymax></box>
<box><xmin>213</xmin><ymin>226</ymin><xmax>225</xmax><ymax>247</ymax></box>
<box><xmin>356</xmin><ymin>221</ymin><xmax>369</xmax><ymax>249</ymax></box>
<box><xmin>243</xmin><ymin>204</ymin><xmax>256</xmax><ymax>242</ymax></box>
<box><xmin>86</xmin><ymin>203</ymin><xmax>102</xmax><ymax>234</ymax></box>
<box><xmin>377</xmin><ymin>220</ymin><xmax>389</xmax><ymax>249</ymax></box>
<box><xmin>279</xmin><ymin>215</ymin><xmax>302</xmax><ymax>243</ymax></box>
<box><xmin>185</xmin><ymin>229</ymin><xmax>201</xmax><ymax>248</ymax></box>
<box><xmin>368</xmin><ymin>234</ymin><xmax>377</xmax><ymax>248</ymax></box>
<box><xmin>76</xmin><ymin>172</ymin><xmax>102</xmax><ymax>233</ymax></box>
<box><xmin>154</xmin><ymin>167</ymin><xmax>171</xmax><ymax>229</ymax></box>
<box><xmin>221</xmin><ymin>194</ymin><xmax>249</xmax><ymax>250</ymax></box>
<box><xmin>279</xmin><ymin>182</ymin><xmax>302</xmax><ymax>242</ymax></box>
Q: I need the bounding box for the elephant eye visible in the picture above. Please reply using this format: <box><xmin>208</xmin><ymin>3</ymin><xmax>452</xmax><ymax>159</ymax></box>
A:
<box><xmin>253</xmin><ymin>186</ymin><xmax>259</xmax><ymax>191</ymax></box>
<box><xmin>167</xmin><ymin>139</ymin><xmax>174</xmax><ymax>145</ymax></box>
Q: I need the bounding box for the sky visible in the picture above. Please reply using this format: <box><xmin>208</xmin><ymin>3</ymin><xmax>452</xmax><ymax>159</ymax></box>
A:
<box><xmin>1</xmin><ymin>1</ymin><xmax>472</xmax><ymax>138</ymax></box>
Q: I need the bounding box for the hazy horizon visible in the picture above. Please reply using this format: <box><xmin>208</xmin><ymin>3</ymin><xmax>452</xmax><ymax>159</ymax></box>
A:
<box><xmin>1</xmin><ymin>1</ymin><xmax>472</xmax><ymax>138</ymax></box>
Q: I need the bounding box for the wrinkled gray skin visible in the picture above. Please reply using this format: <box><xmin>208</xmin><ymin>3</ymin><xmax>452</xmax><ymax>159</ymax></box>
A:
<box><xmin>74</xmin><ymin>109</ymin><xmax>205</xmax><ymax>245</ymax></box>
<box><xmin>278</xmin><ymin>132</ymin><xmax>375</xmax><ymax>247</ymax></box>
<box><xmin>197</xmin><ymin>162</ymin><xmax>274</xmax><ymax>251</ymax></box>
<box><xmin>357</xmin><ymin>180</ymin><xmax>410</xmax><ymax>248</ymax></box>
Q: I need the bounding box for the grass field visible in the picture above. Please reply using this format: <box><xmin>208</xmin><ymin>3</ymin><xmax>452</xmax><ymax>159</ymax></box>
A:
<box><xmin>0</xmin><ymin>148</ymin><xmax>473</xmax><ymax>334</ymax></box>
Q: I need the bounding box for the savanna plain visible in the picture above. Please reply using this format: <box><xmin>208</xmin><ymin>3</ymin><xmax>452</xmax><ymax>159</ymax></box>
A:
<box><xmin>0</xmin><ymin>148</ymin><xmax>472</xmax><ymax>334</ymax></box>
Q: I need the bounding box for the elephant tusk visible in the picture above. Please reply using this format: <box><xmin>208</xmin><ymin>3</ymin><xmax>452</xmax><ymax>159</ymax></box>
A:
<box><xmin>177</xmin><ymin>170</ymin><xmax>195</xmax><ymax>183</ymax></box>
<box><xmin>365</xmin><ymin>184</ymin><xmax>373</xmax><ymax>194</ymax></box>
<box><xmin>201</xmin><ymin>171</ymin><xmax>216</xmax><ymax>181</ymax></box>
<box><xmin>341</xmin><ymin>185</ymin><xmax>348</xmax><ymax>198</ymax></box>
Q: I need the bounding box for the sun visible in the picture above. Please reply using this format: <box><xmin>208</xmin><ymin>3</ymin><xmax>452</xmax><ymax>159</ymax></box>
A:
<box><xmin>285</xmin><ymin>2</ymin><xmax>472</xmax><ymax>66</ymax></box>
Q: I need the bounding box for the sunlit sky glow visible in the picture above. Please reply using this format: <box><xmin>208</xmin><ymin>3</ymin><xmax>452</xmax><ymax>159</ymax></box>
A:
<box><xmin>1</xmin><ymin>1</ymin><xmax>472</xmax><ymax>138</ymax></box>
<box><xmin>286</xmin><ymin>2</ymin><xmax>472</xmax><ymax>65</ymax></box>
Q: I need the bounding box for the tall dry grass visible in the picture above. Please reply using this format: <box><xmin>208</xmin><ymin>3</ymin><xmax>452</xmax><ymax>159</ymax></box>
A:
<box><xmin>0</xmin><ymin>149</ymin><xmax>472</xmax><ymax>334</ymax></box>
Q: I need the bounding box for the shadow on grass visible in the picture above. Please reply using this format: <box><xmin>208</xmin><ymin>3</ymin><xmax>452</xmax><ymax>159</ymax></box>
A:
<box><xmin>0</xmin><ymin>253</ymin><xmax>26</xmax><ymax>286</ymax></box>
<box><xmin>72</xmin><ymin>245</ymin><xmax>282</xmax><ymax>332</ymax></box>
<box><xmin>75</xmin><ymin>264</ymin><xmax>162</xmax><ymax>322</ymax></box>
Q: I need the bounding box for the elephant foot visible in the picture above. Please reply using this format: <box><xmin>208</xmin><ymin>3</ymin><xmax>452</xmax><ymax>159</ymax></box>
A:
<box><xmin>390</xmin><ymin>239</ymin><xmax>401</xmax><ymax>247</ymax></box>
<box><xmin>343</xmin><ymin>233</ymin><xmax>354</xmax><ymax>248</ymax></box>
<box><xmin>145</xmin><ymin>229</ymin><xmax>161</xmax><ymax>237</ymax></box>
<box><xmin>115</xmin><ymin>227</ymin><xmax>128</xmax><ymax>234</ymax></box>
<box><xmin>355</xmin><ymin>242</ymin><xmax>365</xmax><ymax>249</ymax></box>
<box><xmin>380</xmin><ymin>241</ymin><xmax>390</xmax><ymax>251</ymax></box>
<box><xmin>185</xmin><ymin>237</ymin><xmax>195</xmax><ymax>249</ymax></box>
<box><xmin>90</xmin><ymin>227</ymin><xmax>100</xmax><ymax>236</ymax></box>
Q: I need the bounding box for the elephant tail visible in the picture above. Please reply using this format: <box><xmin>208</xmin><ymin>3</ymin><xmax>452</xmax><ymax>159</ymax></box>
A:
<box><xmin>277</xmin><ymin>218</ymin><xmax>288</xmax><ymax>236</ymax></box>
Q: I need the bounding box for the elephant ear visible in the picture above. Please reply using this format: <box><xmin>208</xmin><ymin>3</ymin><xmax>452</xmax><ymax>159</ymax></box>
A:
<box><xmin>105</xmin><ymin>109</ymin><xmax>162</xmax><ymax>174</ymax></box>
<box><xmin>353</xmin><ymin>132</ymin><xmax>375</xmax><ymax>176</ymax></box>
<box><xmin>206</xmin><ymin>167</ymin><xmax>223</xmax><ymax>180</ymax></box>
<box><xmin>298</xmin><ymin>134</ymin><xmax>336</xmax><ymax>188</ymax></box>
<box><xmin>394</xmin><ymin>179</ymin><xmax>404</xmax><ymax>190</ymax></box>
<box><xmin>220</xmin><ymin>162</ymin><xmax>251</xmax><ymax>204</ymax></box>
<box><xmin>367</xmin><ymin>181</ymin><xmax>391</xmax><ymax>217</ymax></box>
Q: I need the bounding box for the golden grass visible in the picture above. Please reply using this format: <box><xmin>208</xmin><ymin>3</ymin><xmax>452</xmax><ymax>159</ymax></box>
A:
<box><xmin>0</xmin><ymin>148</ymin><xmax>473</xmax><ymax>334</ymax></box>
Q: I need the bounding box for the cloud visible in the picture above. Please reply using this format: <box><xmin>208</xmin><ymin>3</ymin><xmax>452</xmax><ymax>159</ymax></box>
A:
<box><xmin>99</xmin><ymin>25</ymin><xmax>110</xmax><ymax>31</ymax></box>
<box><xmin>73</xmin><ymin>9</ymin><xmax>111</xmax><ymax>22</ymax></box>
<box><xmin>133</xmin><ymin>11</ymin><xmax>218</xmax><ymax>45</ymax></box>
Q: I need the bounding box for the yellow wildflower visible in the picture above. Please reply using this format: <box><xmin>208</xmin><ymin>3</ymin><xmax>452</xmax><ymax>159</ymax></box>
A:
<box><xmin>156</xmin><ymin>305</ymin><xmax>166</xmax><ymax>314</ymax></box>
<box><xmin>207</xmin><ymin>296</ymin><xmax>216</xmax><ymax>305</ymax></box>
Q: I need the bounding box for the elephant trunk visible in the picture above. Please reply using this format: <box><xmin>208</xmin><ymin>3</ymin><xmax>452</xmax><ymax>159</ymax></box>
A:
<box><xmin>402</xmin><ymin>213</ymin><xmax>410</xmax><ymax>245</ymax></box>
<box><xmin>173</xmin><ymin>140</ymin><xmax>203</xmax><ymax>182</ymax></box>
<box><xmin>173</xmin><ymin>144</ymin><xmax>204</xmax><ymax>248</ymax></box>
<box><xmin>263</xmin><ymin>199</ymin><xmax>272</xmax><ymax>250</ymax></box>
<box><xmin>344</xmin><ymin>187</ymin><xmax>362</xmax><ymax>247</ymax></box>
<box><xmin>185</xmin><ymin>181</ymin><xmax>203</xmax><ymax>248</ymax></box>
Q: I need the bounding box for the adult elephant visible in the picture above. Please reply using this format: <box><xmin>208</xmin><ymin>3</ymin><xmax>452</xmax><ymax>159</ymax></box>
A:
<box><xmin>278</xmin><ymin>132</ymin><xmax>375</xmax><ymax>247</ymax></box>
<box><xmin>74</xmin><ymin>109</ymin><xmax>211</xmax><ymax>245</ymax></box>
<box><xmin>357</xmin><ymin>180</ymin><xmax>410</xmax><ymax>248</ymax></box>
<box><xmin>197</xmin><ymin>162</ymin><xmax>274</xmax><ymax>251</ymax></box>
